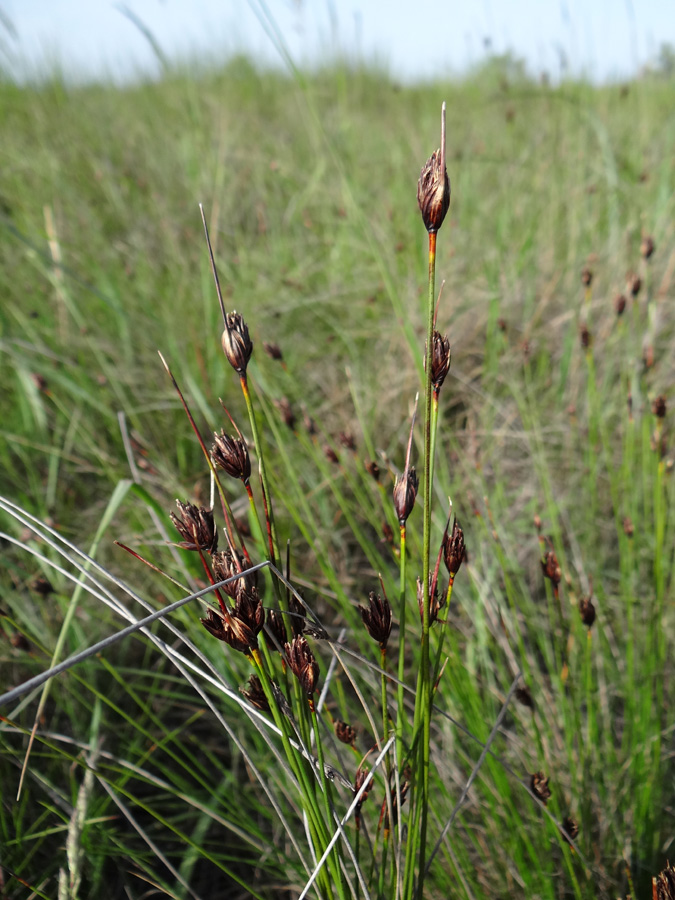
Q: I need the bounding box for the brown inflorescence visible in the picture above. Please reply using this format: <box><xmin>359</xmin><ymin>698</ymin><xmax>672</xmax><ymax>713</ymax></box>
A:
<box><xmin>285</xmin><ymin>635</ymin><xmax>319</xmax><ymax>698</ymax></box>
<box><xmin>614</xmin><ymin>294</ymin><xmax>627</xmax><ymax>316</ymax></box>
<box><xmin>581</xmin><ymin>267</ymin><xmax>593</xmax><ymax>287</ymax></box>
<box><xmin>393</xmin><ymin>467</ymin><xmax>419</xmax><ymax>526</ymax></box>
<box><xmin>222</xmin><ymin>311</ymin><xmax>253</xmax><ymax>374</ymax></box>
<box><xmin>212</xmin><ymin>548</ymin><xmax>257</xmax><ymax>599</ymax></box>
<box><xmin>562</xmin><ymin>816</ymin><xmax>579</xmax><ymax>844</ymax></box>
<box><xmin>201</xmin><ymin>606</ymin><xmax>257</xmax><ymax>653</ymax></box>
<box><xmin>334</xmin><ymin>720</ymin><xmax>357</xmax><ymax>746</ymax></box>
<box><xmin>654</xmin><ymin>862</ymin><xmax>675</xmax><ymax>900</ymax></box>
<box><xmin>530</xmin><ymin>771</ymin><xmax>551</xmax><ymax>804</ymax></box>
<box><xmin>541</xmin><ymin>550</ymin><xmax>561</xmax><ymax>587</ymax></box>
<box><xmin>170</xmin><ymin>501</ymin><xmax>218</xmax><ymax>553</ymax></box>
<box><xmin>442</xmin><ymin>519</ymin><xmax>465</xmax><ymax>579</ymax></box>
<box><xmin>417</xmin><ymin>150</ymin><xmax>450</xmax><ymax>233</ymax></box>
<box><xmin>365</xmin><ymin>459</ymin><xmax>381</xmax><ymax>482</ymax></box>
<box><xmin>579</xmin><ymin>594</ymin><xmax>596</xmax><ymax>628</ymax></box>
<box><xmin>652</xmin><ymin>395</ymin><xmax>667</xmax><ymax>419</ymax></box>
<box><xmin>211</xmin><ymin>431</ymin><xmax>251</xmax><ymax>483</ymax></box>
<box><xmin>428</xmin><ymin>330</ymin><xmax>451</xmax><ymax>392</ymax></box>
<box><xmin>240</xmin><ymin>674</ymin><xmax>270</xmax><ymax>712</ymax></box>
<box><xmin>641</xmin><ymin>235</ymin><xmax>655</xmax><ymax>260</ymax></box>
<box><xmin>359</xmin><ymin>591</ymin><xmax>393</xmax><ymax>648</ymax></box>
<box><xmin>263</xmin><ymin>341</ymin><xmax>283</xmax><ymax>361</ymax></box>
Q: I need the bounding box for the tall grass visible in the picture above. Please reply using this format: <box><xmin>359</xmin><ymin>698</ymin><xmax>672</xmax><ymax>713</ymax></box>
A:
<box><xmin>1</xmin><ymin>56</ymin><xmax>674</xmax><ymax>899</ymax></box>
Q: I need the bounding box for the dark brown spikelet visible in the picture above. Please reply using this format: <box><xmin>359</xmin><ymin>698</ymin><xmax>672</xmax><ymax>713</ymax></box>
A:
<box><xmin>170</xmin><ymin>501</ymin><xmax>218</xmax><ymax>553</ymax></box>
<box><xmin>212</xmin><ymin>431</ymin><xmax>251</xmax><ymax>483</ymax></box>
<box><xmin>354</xmin><ymin>766</ymin><xmax>371</xmax><ymax>829</ymax></box>
<box><xmin>263</xmin><ymin>341</ymin><xmax>283</xmax><ymax>361</ymax></box>
<box><xmin>442</xmin><ymin>519</ymin><xmax>465</xmax><ymax>578</ymax></box>
<box><xmin>541</xmin><ymin>550</ymin><xmax>561</xmax><ymax>587</ymax></box>
<box><xmin>234</xmin><ymin>586</ymin><xmax>265</xmax><ymax>636</ymax></box>
<box><xmin>275</xmin><ymin>397</ymin><xmax>296</xmax><ymax>429</ymax></box>
<box><xmin>623</xmin><ymin>516</ymin><xmax>634</xmax><ymax>537</ymax></box>
<box><xmin>265</xmin><ymin>608</ymin><xmax>287</xmax><ymax>650</ymax></box>
<box><xmin>628</xmin><ymin>272</ymin><xmax>642</xmax><ymax>297</ymax></box>
<box><xmin>212</xmin><ymin>548</ymin><xmax>257</xmax><ymax>599</ymax></box>
<box><xmin>338</xmin><ymin>431</ymin><xmax>356</xmax><ymax>452</ymax></box>
<box><xmin>222</xmin><ymin>311</ymin><xmax>253</xmax><ymax>374</ymax></box>
<box><xmin>530</xmin><ymin>771</ymin><xmax>551</xmax><ymax>804</ymax></box>
<box><xmin>615</xmin><ymin>293</ymin><xmax>627</xmax><ymax>316</ymax></box>
<box><xmin>579</xmin><ymin>594</ymin><xmax>596</xmax><ymax>628</ymax></box>
<box><xmin>285</xmin><ymin>636</ymin><xmax>319</xmax><ymax>697</ymax></box>
<box><xmin>654</xmin><ymin>862</ymin><xmax>675</xmax><ymax>900</ymax></box>
<box><xmin>562</xmin><ymin>816</ymin><xmax>579</xmax><ymax>844</ymax></box>
<box><xmin>417</xmin><ymin>150</ymin><xmax>450</xmax><ymax>233</ymax></box>
<box><xmin>417</xmin><ymin>575</ymin><xmax>443</xmax><ymax>625</ymax></box>
<box><xmin>201</xmin><ymin>607</ymin><xmax>256</xmax><ymax>653</ymax></box>
<box><xmin>581</xmin><ymin>267</ymin><xmax>593</xmax><ymax>287</ymax></box>
<box><xmin>359</xmin><ymin>591</ymin><xmax>393</xmax><ymax>648</ymax></box>
<box><xmin>427</xmin><ymin>330</ymin><xmax>451</xmax><ymax>391</ymax></box>
<box><xmin>334</xmin><ymin>721</ymin><xmax>357</xmax><ymax>746</ymax></box>
<box><xmin>365</xmin><ymin>459</ymin><xmax>381</xmax><ymax>482</ymax></box>
<box><xmin>515</xmin><ymin>685</ymin><xmax>534</xmax><ymax>709</ymax></box>
<box><xmin>393</xmin><ymin>466</ymin><xmax>418</xmax><ymax>525</ymax></box>
<box><xmin>652</xmin><ymin>395</ymin><xmax>667</xmax><ymax>419</ymax></box>
<box><xmin>579</xmin><ymin>323</ymin><xmax>592</xmax><ymax>349</ymax></box>
<box><xmin>240</xmin><ymin>674</ymin><xmax>270</xmax><ymax>712</ymax></box>
<box><xmin>323</xmin><ymin>444</ymin><xmax>339</xmax><ymax>464</ymax></box>
<box><xmin>31</xmin><ymin>576</ymin><xmax>54</xmax><ymax>597</ymax></box>
<box><xmin>641</xmin><ymin>235</ymin><xmax>655</xmax><ymax>260</ymax></box>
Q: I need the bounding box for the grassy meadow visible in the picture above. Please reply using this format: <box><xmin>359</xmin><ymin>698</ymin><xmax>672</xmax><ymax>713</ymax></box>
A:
<box><xmin>1</xmin><ymin>53</ymin><xmax>674</xmax><ymax>899</ymax></box>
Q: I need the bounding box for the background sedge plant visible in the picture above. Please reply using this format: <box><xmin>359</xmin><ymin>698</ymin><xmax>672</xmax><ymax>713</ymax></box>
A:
<box><xmin>1</xmin><ymin>59</ymin><xmax>674</xmax><ymax>900</ymax></box>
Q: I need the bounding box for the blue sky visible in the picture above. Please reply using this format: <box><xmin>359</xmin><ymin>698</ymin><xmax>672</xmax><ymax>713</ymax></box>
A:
<box><xmin>1</xmin><ymin>0</ymin><xmax>674</xmax><ymax>84</ymax></box>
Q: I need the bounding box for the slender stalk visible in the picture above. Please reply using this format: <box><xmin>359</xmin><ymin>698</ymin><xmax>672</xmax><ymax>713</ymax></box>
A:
<box><xmin>395</xmin><ymin>524</ymin><xmax>408</xmax><ymax>767</ymax></box>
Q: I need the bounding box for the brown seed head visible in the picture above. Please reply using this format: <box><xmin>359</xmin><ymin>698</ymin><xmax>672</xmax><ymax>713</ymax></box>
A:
<box><xmin>562</xmin><ymin>816</ymin><xmax>579</xmax><ymax>844</ymax></box>
<box><xmin>334</xmin><ymin>720</ymin><xmax>357</xmax><ymax>745</ymax></box>
<box><xmin>212</xmin><ymin>548</ymin><xmax>257</xmax><ymax>599</ymax></box>
<box><xmin>417</xmin><ymin>575</ymin><xmax>443</xmax><ymax>625</ymax></box>
<box><xmin>641</xmin><ymin>235</ymin><xmax>655</xmax><ymax>260</ymax></box>
<box><xmin>515</xmin><ymin>685</ymin><xmax>534</xmax><ymax>709</ymax></box>
<box><xmin>275</xmin><ymin>397</ymin><xmax>296</xmax><ymax>429</ymax></box>
<box><xmin>614</xmin><ymin>293</ymin><xmax>627</xmax><ymax>316</ymax></box>
<box><xmin>652</xmin><ymin>395</ymin><xmax>667</xmax><ymax>419</ymax></box>
<box><xmin>530</xmin><ymin>771</ymin><xmax>551</xmax><ymax>804</ymax></box>
<box><xmin>579</xmin><ymin>323</ymin><xmax>592</xmax><ymax>350</ymax></box>
<box><xmin>581</xmin><ymin>267</ymin><xmax>593</xmax><ymax>287</ymax></box>
<box><xmin>623</xmin><ymin>516</ymin><xmax>634</xmax><ymax>538</ymax></box>
<box><xmin>240</xmin><ymin>674</ymin><xmax>270</xmax><ymax>712</ymax></box>
<box><xmin>323</xmin><ymin>444</ymin><xmax>339</xmax><ymax>464</ymax></box>
<box><xmin>365</xmin><ymin>459</ymin><xmax>381</xmax><ymax>482</ymax></box>
<box><xmin>265</xmin><ymin>608</ymin><xmax>288</xmax><ymax>650</ymax></box>
<box><xmin>170</xmin><ymin>501</ymin><xmax>218</xmax><ymax>553</ymax></box>
<box><xmin>541</xmin><ymin>550</ymin><xmax>561</xmax><ymax>586</ymax></box>
<box><xmin>338</xmin><ymin>431</ymin><xmax>356</xmax><ymax>452</ymax></box>
<box><xmin>263</xmin><ymin>341</ymin><xmax>283</xmax><ymax>361</ymax></box>
<box><xmin>31</xmin><ymin>576</ymin><xmax>54</xmax><ymax>597</ymax></box>
<box><xmin>628</xmin><ymin>272</ymin><xmax>642</xmax><ymax>297</ymax></box>
<box><xmin>359</xmin><ymin>591</ymin><xmax>392</xmax><ymax>648</ymax></box>
<box><xmin>221</xmin><ymin>311</ymin><xmax>253</xmax><ymax>374</ymax></box>
<box><xmin>427</xmin><ymin>330</ymin><xmax>451</xmax><ymax>392</ymax></box>
<box><xmin>201</xmin><ymin>607</ymin><xmax>256</xmax><ymax>653</ymax></box>
<box><xmin>442</xmin><ymin>519</ymin><xmax>465</xmax><ymax>577</ymax></box>
<box><xmin>393</xmin><ymin>466</ymin><xmax>418</xmax><ymax>525</ymax></box>
<box><xmin>417</xmin><ymin>150</ymin><xmax>450</xmax><ymax>233</ymax></box>
<box><xmin>234</xmin><ymin>586</ymin><xmax>265</xmax><ymax>636</ymax></box>
<box><xmin>655</xmin><ymin>862</ymin><xmax>675</xmax><ymax>900</ymax></box>
<box><xmin>285</xmin><ymin>636</ymin><xmax>319</xmax><ymax>697</ymax></box>
<box><xmin>211</xmin><ymin>431</ymin><xmax>251</xmax><ymax>483</ymax></box>
<box><xmin>579</xmin><ymin>594</ymin><xmax>596</xmax><ymax>628</ymax></box>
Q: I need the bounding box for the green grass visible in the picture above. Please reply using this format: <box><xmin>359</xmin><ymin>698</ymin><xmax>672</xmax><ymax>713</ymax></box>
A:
<box><xmin>1</xmin><ymin>54</ymin><xmax>674</xmax><ymax>899</ymax></box>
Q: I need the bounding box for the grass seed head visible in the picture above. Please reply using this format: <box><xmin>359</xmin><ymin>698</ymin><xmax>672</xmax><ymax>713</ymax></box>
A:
<box><xmin>211</xmin><ymin>431</ymin><xmax>251</xmax><ymax>483</ymax></box>
<box><xmin>581</xmin><ymin>267</ymin><xmax>593</xmax><ymax>287</ymax></box>
<box><xmin>263</xmin><ymin>341</ymin><xmax>283</xmax><ymax>360</ymax></box>
<box><xmin>654</xmin><ymin>862</ymin><xmax>675</xmax><ymax>900</ymax></box>
<box><xmin>359</xmin><ymin>591</ymin><xmax>393</xmax><ymax>648</ymax></box>
<box><xmin>240</xmin><ymin>674</ymin><xmax>270</xmax><ymax>712</ymax></box>
<box><xmin>443</xmin><ymin>518</ymin><xmax>465</xmax><ymax>577</ymax></box>
<box><xmin>428</xmin><ymin>330</ymin><xmax>451</xmax><ymax>392</ymax></box>
<box><xmin>541</xmin><ymin>549</ymin><xmax>561</xmax><ymax>587</ymax></box>
<box><xmin>334</xmin><ymin>720</ymin><xmax>357</xmax><ymax>745</ymax></box>
<box><xmin>285</xmin><ymin>635</ymin><xmax>319</xmax><ymax>697</ymax></box>
<box><xmin>641</xmin><ymin>235</ymin><xmax>655</xmax><ymax>259</ymax></box>
<box><xmin>393</xmin><ymin>466</ymin><xmax>418</xmax><ymax>525</ymax></box>
<box><xmin>365</xmin><ymin>459</ymin><xmax>381</xmax><ymax>481</ymax></box>
<box><xmin>579</xmin><ymin>594</ymin><xmax>596</xmax><ymax>628</ymax></box>
<box><xmin>170</xmin><ymin>501</ymin><xmax>218</xmax><ymax>553</ymax></box>
<box><xmin>222</xmin><ymin>311</ymin><xmax>253</xmax><ymax>374</ymax></box>
<box><xmin>417</xmin><ymin>575</ymin><xmax>443</xmax><ymax>625</ymax></box>
<box><xmin>417</xmin><ymin>150</ymin><xmax>450</xmax><ymax>233</ymax></box>
<box><xmin>265</xmin><ymin>608</ymin><xmax>287</xmax><ymax>650</ymax></box>
<box><xmin>530</xmin><ymin>771</ymin><xmax>551</xmax><ymax>804</ymax></box>
<box><xmin>562</xmin><ymin>816</ymin><xmax>579</xmax><ymax>844</ymax></box>
<box><xmin>628</xmin><ymin>272</ymin><xmax>642</xmax><ymax>297</ymax></box>
<box><xmin>201</xmin><ymin>607</ymin><xmax>257</xmax><ymax>653</ymax></box>
<box><xmin>212</xmin><ymin>548</ymin><xmax>257</xmax><ymax>599</ymax></box>
<box><xmin>615</xmin><ymin>293</ymin><xmax>627</xmax><ymax>316</ymax></box>
<box><xmin>652</xmin><ymin>395</ymin><xmax>667</xmax><ymax>419</ymax></box>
